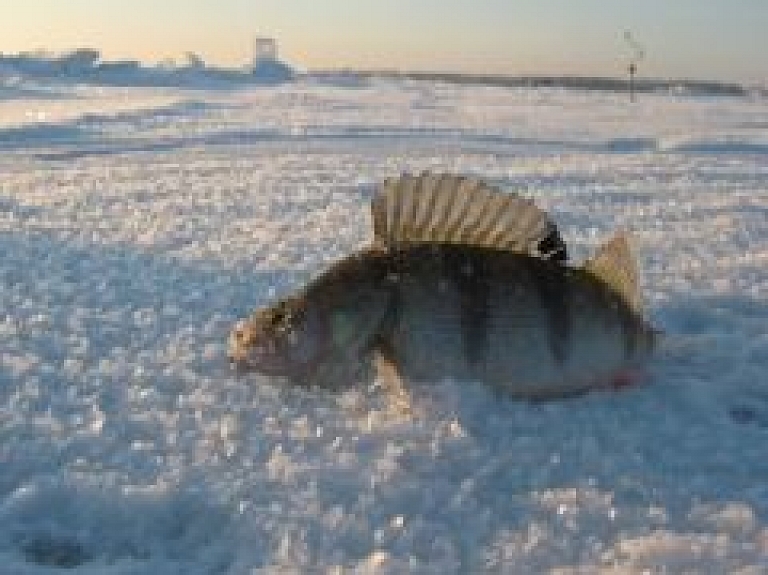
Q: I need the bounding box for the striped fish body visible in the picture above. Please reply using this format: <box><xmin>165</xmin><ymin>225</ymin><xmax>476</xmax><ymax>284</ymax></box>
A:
<box><xmin>374</xmin><ymin>245</ymin><xmax>652</xmax><ymax>398</ymax></box>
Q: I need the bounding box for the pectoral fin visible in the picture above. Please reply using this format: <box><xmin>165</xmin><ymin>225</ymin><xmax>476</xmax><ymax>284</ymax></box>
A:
<box><xmin>372</xmin><ymin>339</ymin><xmax>412</xmax><ymax>414</ymax></box>
<box><xmin>302</xmin><ymin>283</ymin><xmax>397</xmax><ymax>391</ymax></box>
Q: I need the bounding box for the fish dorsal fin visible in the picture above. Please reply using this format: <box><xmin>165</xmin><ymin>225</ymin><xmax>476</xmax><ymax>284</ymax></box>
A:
<box><xmin>371</xmin><ymin>172</ymin><xmax>567</xmax><ymax>261</ymax></box>
<box><xmin>583</xmin><ymin>232</ymin><xmax>643</xmax><ymax>314</ymax></box>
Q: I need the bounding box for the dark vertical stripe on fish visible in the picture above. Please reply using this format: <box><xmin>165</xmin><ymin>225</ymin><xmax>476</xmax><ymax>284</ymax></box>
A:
<box><xmin>528</xmin><ymin>261</ymin><xmax>570</xmax><ymax>363</ymax></box>
<box><xmin>617</xmin><ymin>298</ymin><xmax>638</xmax><ymax>358</ymax></box>
<box><xmin>443</xmin><ymin>249</ymin><xmax>490</xmax><ymax>366</ymax></box>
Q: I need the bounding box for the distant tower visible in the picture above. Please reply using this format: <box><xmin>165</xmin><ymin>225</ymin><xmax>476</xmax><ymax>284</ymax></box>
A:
<box><xmin>253</xmin><ymin>37</ymin><xmax>278</xmax><ymax>65</ymax></box>
<box><xmin>250</xmin><ymin>36</ymin><xmax>295</xmax><ymax>83</ymax></box>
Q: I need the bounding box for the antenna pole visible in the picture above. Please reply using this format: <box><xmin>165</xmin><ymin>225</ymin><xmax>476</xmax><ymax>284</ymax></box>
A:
<box><xmin>624</xmin><ymin>31</ymin><xmax>645</xmax><ymax>103</ymax></box>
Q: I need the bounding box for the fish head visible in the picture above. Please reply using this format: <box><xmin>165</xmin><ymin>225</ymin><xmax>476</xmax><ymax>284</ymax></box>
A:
<box><xmin>228</xmin><ymin>296</ymin><xmax>330</xmax><ymax>378</ymax></box>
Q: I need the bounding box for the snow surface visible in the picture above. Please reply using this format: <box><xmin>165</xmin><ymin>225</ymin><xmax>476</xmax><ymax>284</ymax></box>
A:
<box><xmin>1</xmin><ymin>79</ymin><xmax>767</xmax><ymax>573</ymax></box>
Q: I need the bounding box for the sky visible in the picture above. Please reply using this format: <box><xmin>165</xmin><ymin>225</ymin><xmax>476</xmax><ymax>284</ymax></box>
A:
<box><xmin>1</xmin><ymin>0</ymin><xmax>766</xmax><ymax>84</ymax></box>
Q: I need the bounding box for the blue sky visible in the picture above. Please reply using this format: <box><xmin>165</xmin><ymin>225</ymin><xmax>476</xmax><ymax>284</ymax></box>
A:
<box><xmin>1</xmin><ymin>0</ymin><xmax>766</xmax><ymax>83</ymax></box>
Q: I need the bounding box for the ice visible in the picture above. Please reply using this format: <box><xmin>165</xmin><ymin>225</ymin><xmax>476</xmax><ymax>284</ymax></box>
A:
<box><xmin>0</xmin><ymin>50</ymin><xmax>295</xmax><ymax>90</ymax></box>
<box><xmin>1</xmin><ymin>80</ymin><xmax>767</xmax><ymax>572</ymax></box>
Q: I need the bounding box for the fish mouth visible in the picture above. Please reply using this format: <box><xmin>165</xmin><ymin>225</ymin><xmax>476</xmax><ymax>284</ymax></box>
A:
<box><xmin>228</xmin><ymin>354</ymin><xmax>251</xmax><ymax>374</ymax></box>
<box><xmin>227</xmin><ymin>325</ymin><xmax>280</xmax><ymax>372</ymax></box>
<box><xmin>227</xmin><ymin>345</ymin><xmax>294</xmax><ymax>377</ymax></box>
<box><xmin>227</xmin><ymin>340</ymin><xmax>262</xmax><ymax>371</ymax></box>
<box><xmin>229</xmin><ymin>355</ymin><xmax>278</xmax><ymax>376</ymax></box>
<box><xmin>228</xmin><ymin>349</ymin><xmax>266</xmax><ymax>373</ymax></box>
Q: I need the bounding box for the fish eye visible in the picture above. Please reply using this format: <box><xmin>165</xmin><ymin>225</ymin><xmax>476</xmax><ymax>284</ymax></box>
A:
<box><xmin>271</xmin><ymin>303</ymin><xmax>289</xmax><ymax>325</ymax></box>
<box><xmin>276</xmin><ymin>301</ymin><xmax>302</xmax><ymax>327</ymax></box>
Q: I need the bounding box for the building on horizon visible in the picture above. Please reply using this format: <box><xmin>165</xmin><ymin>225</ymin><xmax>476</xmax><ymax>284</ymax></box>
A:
<box><xmin>251</xmin><ymin>37</ymin><xmax>295</xmax><ymax>83</ymax></box>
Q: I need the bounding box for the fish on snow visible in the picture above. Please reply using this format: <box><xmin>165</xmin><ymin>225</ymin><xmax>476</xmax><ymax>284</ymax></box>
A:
<box><xmin>228</xmin><ymin>173</ymin><xmax>656</xmax><ymax>399</ymax></box>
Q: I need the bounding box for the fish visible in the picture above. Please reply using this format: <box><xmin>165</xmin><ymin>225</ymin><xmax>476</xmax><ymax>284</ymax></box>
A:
<box><xmin>228</xmin><ymin>172</ymin><xmax>656</xmax><ymax>399</ymax></box>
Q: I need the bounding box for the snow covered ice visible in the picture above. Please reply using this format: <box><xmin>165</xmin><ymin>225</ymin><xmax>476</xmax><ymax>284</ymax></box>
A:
<box><xmin>1</xmin><ymin>77</ymin><xmax>767</xmax><ymax>573</ymax></box>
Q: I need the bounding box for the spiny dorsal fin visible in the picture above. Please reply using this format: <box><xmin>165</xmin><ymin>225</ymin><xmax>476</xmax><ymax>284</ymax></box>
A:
<box><xmin>371</xmin><ymin>172</ymin><xmax>567</xmax><ymax>261</ymax></box>
<box><xmin>583</xmin><ymin>232</ymin><xmax>643</xmax><ymax>314</ymax></box>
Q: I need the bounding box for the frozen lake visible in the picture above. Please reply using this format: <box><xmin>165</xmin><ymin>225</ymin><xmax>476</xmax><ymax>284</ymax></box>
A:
<box><xmin>1</xmin><ymin>78</ymin><xmax>767</xmax><ymax>573</ymax></box>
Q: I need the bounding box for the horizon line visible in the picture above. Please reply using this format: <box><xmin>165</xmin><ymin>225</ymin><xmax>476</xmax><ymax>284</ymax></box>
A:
<box><xmin>1</xmin><ymin>48</ymin><xmax>765</xmax><ymax>91</ymax></box>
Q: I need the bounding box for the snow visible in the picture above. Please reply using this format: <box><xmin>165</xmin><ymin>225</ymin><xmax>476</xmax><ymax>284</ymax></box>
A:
<box><xmin>1</xmin><ymin>79</ymin><xmax>767</xmax><ymax>573</ymax></box>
